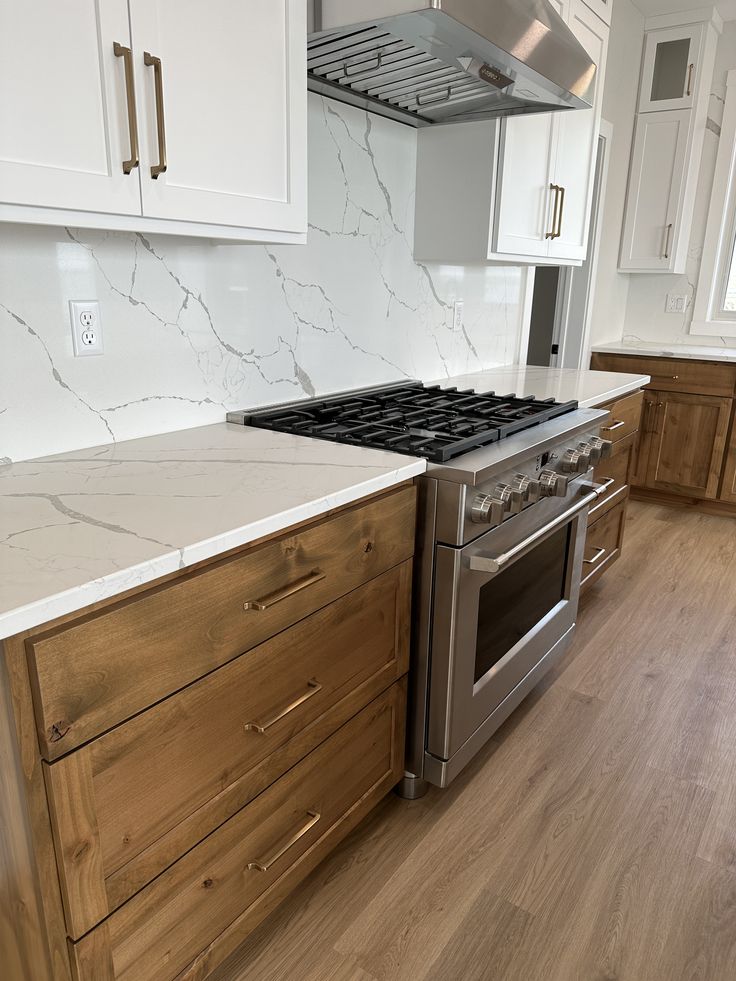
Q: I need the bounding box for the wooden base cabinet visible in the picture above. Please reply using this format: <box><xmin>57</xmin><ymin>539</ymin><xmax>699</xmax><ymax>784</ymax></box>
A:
<box><xmin>581</xmin><ymin>389</ymin><xmax>644</xmax><ymax>594</ymax></box>
<box><xmin>0</xmin><ymin>486</ymin><xmax>415</xmax><ymax>981</ymax></box>
<box><xmin>591</xmin><ymin>352</ymin><xmax>736</xmax><ymax>513</ymax></box>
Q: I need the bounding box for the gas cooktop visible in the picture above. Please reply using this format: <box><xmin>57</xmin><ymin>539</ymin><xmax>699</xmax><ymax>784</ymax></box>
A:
<box><xmin>228</xmin><ymin>382</ymin><xmax>579</xmax><ymax>463</ymax></box>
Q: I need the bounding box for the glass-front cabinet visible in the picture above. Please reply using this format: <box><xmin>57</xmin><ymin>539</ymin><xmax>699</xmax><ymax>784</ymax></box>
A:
<box><xmin>639</xmin><ymin>24</ymin><xmax>705</xmax><ymax>113</ymax></box>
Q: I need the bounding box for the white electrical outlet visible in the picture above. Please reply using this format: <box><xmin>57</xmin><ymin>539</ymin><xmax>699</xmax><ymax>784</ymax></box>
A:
<box><xmin>452</xmin><ymin>299</ymin><xmax>464</xmax><ymax>331</ymax></box>
<box><xmin>69</xmin><ymin>300</ymin><xmax>103</xmax><ymax>357</ymax></box>
<box><xmin>665</xmin><ymin>293</ymin><xmax>689</xmax><ymax>314</ymax></box>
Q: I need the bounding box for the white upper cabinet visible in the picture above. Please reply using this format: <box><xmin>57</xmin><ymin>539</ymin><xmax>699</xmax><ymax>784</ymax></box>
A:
<box><xmin>129</xmin><ymin>0</ymin><xmax>306</xmax><ymax>233</ymax></box>
<box><xmin>414</xmin><ymin>0</ymin><xmax>609</xmax><ymax>266</ymax></box>
<box><xmin>550</xmin><ymin>0</ymin><xmax>609</xmax><ymax>261</ymax></box>
<box><xmin>0</xmin><ymin>0</ymin><xmax>141</xmax><ymax>215</ymax></box>
<box><xmin>582</xmin><ymin>0</ymin><xmax>612</xmax><ymax>25</ymax></box>
<box><xmin>639</xmin><ymin>24</ymin><xmax>704</xmax><ymax>113</ymax></box>
<box><xmin>0</xmin><ymin>0</ymin><xmax>307</xmax><ymax>242</ymax></box>
<box><xmin>619</xmin><ymin>110</ymin><xmax>692</xmax><ymax>272</ymax></box>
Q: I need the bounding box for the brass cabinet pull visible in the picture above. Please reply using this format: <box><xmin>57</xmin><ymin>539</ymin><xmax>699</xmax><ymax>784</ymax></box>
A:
<box><xmin>113</xmin><ymin>42</ymin><xmax>140</xmax><ymax>174</ymax></box>
<box><xmin>654</xmin><ymin>374</ymin><xmax>679</xmax><ymax>381</ymax></box>
<box><xmin>663</xmin><ymin>222</ymin><xmax>673</xmax><ymax>260</ymax></box>
<box><xmin>601</xmin><ymin>419</ymin><xmax>625</xmax><ymax>432</ymax></box>
<box><xmin>687</xmin><ymin>62</ymin><xmax>695</xmax><ymax>96</ymax></box>
<box><xmin>243</xmin><ymin>569</ymin><xmax>326</xmax><ymax>611</ymax></box>
<box><xmin>247</xmin><ymin>810</ymin><xmax>321</xmax><ymax>872</ymax></box>
<box><xmin>584</xmin><ymin>546</ymin><xmax>606</xmax><ymax>566</ymax></box>
<box><xmin>546</xmin><ymin>184</ymin><xmax>561</xmax><ymax>239</ymax></box>
<box><xmin>244</xmin><ymin>680</ymin><xmax>322</xmax><ymax>734</ymax></box>
<box><xmin>556</xmin><ymin>184</ymin><xmax>566</xmax><ymax>239</ymax></box>
<box><xmin>144</xmin><ymin>51</ymin><xmax>167</xmax><ymax>178</ymax></box>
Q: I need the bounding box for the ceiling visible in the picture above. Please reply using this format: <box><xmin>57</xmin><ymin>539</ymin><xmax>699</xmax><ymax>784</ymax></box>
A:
<box><xmin>634</xmin><ymin>0</ymin><xmax>736</xmax><ymax>19</ymax></box>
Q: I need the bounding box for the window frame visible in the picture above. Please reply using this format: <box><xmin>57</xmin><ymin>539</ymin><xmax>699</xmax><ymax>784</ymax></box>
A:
<box><xmin>690</xmin><ymin>68</ymin><xmax>736</xmax><ymax>336</ymax></box>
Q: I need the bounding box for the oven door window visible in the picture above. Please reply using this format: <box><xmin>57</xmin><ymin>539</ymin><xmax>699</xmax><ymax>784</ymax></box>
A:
<box><xmin>474</xmin><ymin>524</ymin><xmax>571</xmax><ymax>683</ymax></box>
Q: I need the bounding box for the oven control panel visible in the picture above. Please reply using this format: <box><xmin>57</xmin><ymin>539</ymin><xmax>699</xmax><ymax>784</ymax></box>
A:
<box><xmin>468</xmin><ymin>434</ymin><xmax>611</xmax><ymax>527</ymax></box>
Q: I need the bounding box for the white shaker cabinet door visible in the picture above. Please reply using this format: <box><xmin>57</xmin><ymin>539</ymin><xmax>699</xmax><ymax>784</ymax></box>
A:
<box><xmin>550</xmin><ymin>0</ymin><xmax>608</xmax><ymax>262</ymax></box>
<box><xmin>619</xmin><ymin>109</ymin><xmax>692</xmax><ymax>272</ymax></box>
<box><xmin>0</xmin><ymin>0</ymin><xmax>142</xmax><ymax>215</ymax></box>
<box><xmin>129</xmin><ymin>0</ymin><xmax>306</xmax><ymax>233</ymax></box>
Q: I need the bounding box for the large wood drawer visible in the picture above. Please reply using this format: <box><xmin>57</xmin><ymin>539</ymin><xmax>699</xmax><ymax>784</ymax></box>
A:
<box><xmin>68</xmin><ymin>682</ymin><xmax>407</xmax><ymax>981</ymax></box>
<box><xmin>27</xmin><ymin>486</ymin><xmax>416</xmax><ymax>760</ymax></box>
<box><xmin>44</xmin><ymin>564</ymin><xmax>411</xmax><ymax>939</ymax></box>
<box><xmin>591</xmin><ymin>353</ymin><xmax>736</xmax><ymax>398</ymax></box>
<box><xmin>581</xmin><ymin>499</ymin><xmax>626</xmax><ymax>592</ymax></box>
<box><xmin>598</xmin><ymin>390</ymin><xmax>643</xmax><ymax>443</ymax></box>
<box><xmin>588</xmin><ymin>433</ymin><xmax>635</xmax><ymax>522</ymax></box>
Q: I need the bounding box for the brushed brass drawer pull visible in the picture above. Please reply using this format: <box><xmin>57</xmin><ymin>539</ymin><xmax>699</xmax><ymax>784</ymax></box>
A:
<box><xmin>243</xmin><ymin>569</ymin><xmax>326</xmax><ymax>611</ymax></box>
<box><xmin>601</xmin><ymin>420</ymin><xmax>625</xmax><ymax>432</ymax></box>
<box><xmin>655</xmin><ymin>374</ymin><xmax>679</xmax><ymax>381</ymax></box>
<box><xmin>247</xmin><ymin>810</ymin><xmax>321</xmax><ymax>872</ymax></box>
<box><xmin>556</xmin><ymin>184</ymin><xmax>566</xmax><ymax>239</ymax></box>
<box><xmin>144</xmin><ymin>51</ymin><xmax>167</xmax><ymax>178</ymax></box>
<box><xmin>663</xmin><ymin>222</ymin><xmax>673</xmax><ymax>259</ymax></box>
<box><xmin>113</xmin><ymin>42</ymin><xmax>140</xmax><ymax>174</ymax></box>
<box><xmin>584</xmin><ymin>546</ymin><xmax>606</xmax><ymax>566</ymax></box>
<box><xmin>244</xmin><ymin>680</ymin><xmax>322</xmax><ymax>733</ymax></box>
<box><xmin>546</xmin><ymin>184</ymin><xmax>561</xmax><ymax>240</ymax></box>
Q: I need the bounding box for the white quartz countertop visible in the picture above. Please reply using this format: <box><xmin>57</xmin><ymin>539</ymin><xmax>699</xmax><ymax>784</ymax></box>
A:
<box><xmin>0</xmin><ymin>425</ymin><xmax>425</xmax><ymax>640</ymax></box>
<box><xmin>432</xmin><ymin>365</ymin><xmax>649</xmax><ymax>407</ymax></box>
<box><xmin>591</xmin><ymin>341</ymin><xmax>736</xmax><ymax>364</ymax></box>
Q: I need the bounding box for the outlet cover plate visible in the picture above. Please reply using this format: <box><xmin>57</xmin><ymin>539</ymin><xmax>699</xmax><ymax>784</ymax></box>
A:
<box><xmin>69</xmin><ymin>300</ymin><xmax>103</xmax><ymax>356</ymax></box>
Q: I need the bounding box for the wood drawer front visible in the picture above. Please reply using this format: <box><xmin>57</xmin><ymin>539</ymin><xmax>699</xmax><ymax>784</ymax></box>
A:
<box><xmin>69</xmin><ymin>681</ymin><xmax>407</xmax><ymax>981</ymax></box>
<box><xmin>588</xmin><ymin>433</ymin><xmax>635</xmax><ymax>521</ymax></box>
<box><xmin>581</xmin><ymin>500</ymin><xmax>626</xmax><ymax>591</ymax></box>
<box><xmin>598</xmin><ymin>390</ymin><xmax>643</xmax><ymax>442</ymax></box>
<box><xmin>44</xmin><ymin>563</ymin><xmax>411</xmax><ymax>939</ymax></box>
<box><xmin>27</xmin><ymin>486</ymin><xmax>416</xmax><ymax>761</ymax></box>
<box><xmin>591</xmin><ymin>353</ymin><xmax>736</xmax><ymax>397</ymax></box>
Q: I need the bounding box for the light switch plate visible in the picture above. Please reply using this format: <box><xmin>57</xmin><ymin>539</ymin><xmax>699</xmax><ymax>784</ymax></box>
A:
<box><xmin>665</xmin><ymin>293</ymin><xmax>689</xmax><ymax>314</ymax></box>
<box><xmin>69</xmin><ymin>300</ymin><xmax>103</xmax><ymax>356</ymax></box>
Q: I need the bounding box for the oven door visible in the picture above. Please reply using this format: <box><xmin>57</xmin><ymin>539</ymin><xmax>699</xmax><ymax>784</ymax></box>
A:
<box><xmin>426</xmin><ymin>485</ymin><xmax>596</xmax><ymax>770</ymax></box>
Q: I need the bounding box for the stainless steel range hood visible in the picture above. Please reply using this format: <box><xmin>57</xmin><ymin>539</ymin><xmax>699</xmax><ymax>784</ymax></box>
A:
<box><xmin>307</xmin><ymin>0</ymin><xmax>597</xmax><ymax>127</ymax></box>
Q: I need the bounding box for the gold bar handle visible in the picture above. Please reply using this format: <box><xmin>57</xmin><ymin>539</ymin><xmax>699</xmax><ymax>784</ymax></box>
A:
<box><xmin>663</xmin><ymin>222</ymin><xmax>673</xmax><ymax>260</ymax></box>
<box><xmin>144</xmin><ymin>51</ymin><xmax>167</xmax><ymax>179</ymax></box>
<box><xmin>546</xmin><ymin>184</ymin><xmax>561</xmax><ymax>240</ymax></box>
<box><xmin>556</xmin><ymin>184</ymin><xmax>566</xmax><ymax>239</ymax></box>
<box><xmin>601</xmin><ymin>419</ymin><xmax>625</xmax><ymax>433</ymax></box>
<box><xmin>243</xmin><ymin>569</ymin><xmax>325</xmax><ymax>611</ymax></box>
<box><xmin>247</xmin><ymin>810</ymin><xmax>321</xmax><ymax>872</ymax></box>
<box><xmin>113</xmin><ymin>42</ymin><xmax>140</xmax><ymax>174</ymax></box>
<box><xmin>584</xmin><ymin>546</ymin><xmax>606</xmax><ymax>566</ymax></box>
<box><xmin>687</xmin><ymin>63</ymin><xmax>694</xmax><ymax>97</ymax></box>
<box><xmin>244</xmin><ymin>680</ymin><xmax>322</xmax><ymax>734</ymax></box>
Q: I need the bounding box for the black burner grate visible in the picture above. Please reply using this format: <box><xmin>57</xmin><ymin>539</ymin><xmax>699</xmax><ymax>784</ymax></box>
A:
<box><xmin>242</xmin><ymin>383</ymin><xmax>579</xmax><ymax>462</ymax></box>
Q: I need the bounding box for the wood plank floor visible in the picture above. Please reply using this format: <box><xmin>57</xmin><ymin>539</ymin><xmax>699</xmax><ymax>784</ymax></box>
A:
<box><xmin>212</xmin><ymin>502</ymin><xmax>736</xmax><ymax>981</ymax></box>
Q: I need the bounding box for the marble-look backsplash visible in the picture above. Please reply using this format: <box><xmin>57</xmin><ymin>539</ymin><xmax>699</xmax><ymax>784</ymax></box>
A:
<box><xmin>0</xmin><ymin>94</ymin><xmax>527</xmax><ymax>464</ymax></box>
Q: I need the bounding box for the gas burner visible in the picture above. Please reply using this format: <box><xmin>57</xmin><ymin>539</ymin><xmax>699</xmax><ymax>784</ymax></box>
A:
<box><xmin>233</xmin><ymin>383</ymin><xmax>579</xmax><ymax>463</ymax></box>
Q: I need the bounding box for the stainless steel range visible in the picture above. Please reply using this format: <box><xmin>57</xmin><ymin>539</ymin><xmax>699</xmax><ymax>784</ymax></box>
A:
<box><xmin>228</xmin><ymin>382</ymin><xmax>610</xmax><ymax>798</ymax></box>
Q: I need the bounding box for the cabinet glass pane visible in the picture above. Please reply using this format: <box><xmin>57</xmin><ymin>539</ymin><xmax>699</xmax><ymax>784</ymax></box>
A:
<box><xmin>650</xmin><ymin>39</ymin><xmax>690</xmax><ymax>102</ymax></box>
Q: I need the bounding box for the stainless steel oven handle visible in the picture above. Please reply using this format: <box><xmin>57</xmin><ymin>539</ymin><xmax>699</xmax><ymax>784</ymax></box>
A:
<box><xmin>468</xmin><ymin>486</ymin><xmax>603</xmax><ymax>576</ymax></box>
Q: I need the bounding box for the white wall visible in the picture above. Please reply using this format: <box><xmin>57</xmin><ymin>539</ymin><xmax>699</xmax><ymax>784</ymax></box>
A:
<box><xmin>623</xmin><ymin>21</ymin><xmax>736</xmax><ymax>346</ymax></box>
<box><xmin>589</xmin><ymin>0</ymin><xmax>646</xmax><ymax>348</ymax></box>
<box><xmin>0</xmin><ymin>94</ymin><xmax>528</xmax><ymax>464</ymax></box>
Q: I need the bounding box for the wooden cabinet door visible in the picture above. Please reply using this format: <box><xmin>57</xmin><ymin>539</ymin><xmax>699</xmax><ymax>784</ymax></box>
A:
<box><xmin>0</xmin><ymin>0</ymin><xmax>142</xmax><ymax>215</ymax></box>
<box><xmin>619</xmin><ymin>109</ymin><xmax>692</xmax><ymax>273</ymax></box>
<box><xmin>719</xmin><ymin>411</ymin><xmax>736</xmax><ymax>503</ymax></box>
<box><xmin>643</xmin><ymin>392</ymin><xmax>732</xmax><ymax>499</ymax></box>
<box><xmin>549</xmin><ymin>0</ymin><xmax>608</xmax><ymax>262</ymax></box>
<box><xmin>129</xmin><ymin>0</ymin><xmax>306</xmax><ymax>233</ymax></box>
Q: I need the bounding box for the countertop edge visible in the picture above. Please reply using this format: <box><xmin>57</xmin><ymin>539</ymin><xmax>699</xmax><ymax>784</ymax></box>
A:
<box><xmin>591</xmin><ymin>343</ymin><xmax>736</xmax><ymax>364</ymax></box>
<box><xmin>0</xmin><ymin>458</ymin><xmax>426</xmax><ymax>641</ymax></box>
<box><xmin>579</xmin><ymin>375</ymin><xmax>650</xmax><ymax>407</ymax></box>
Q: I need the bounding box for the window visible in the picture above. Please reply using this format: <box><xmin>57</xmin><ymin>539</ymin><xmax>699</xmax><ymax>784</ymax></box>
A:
<box><xmin>690</xmin><ymin>69</ymin><xmax>736</xmax><ymax>337</ymax></box>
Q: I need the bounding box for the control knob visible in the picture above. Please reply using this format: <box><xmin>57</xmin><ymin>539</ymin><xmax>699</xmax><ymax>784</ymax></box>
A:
<box><xmin>509</xmin><ymin>474</ymin><xmax>534</xmax><ymax>514</ymax></box>
<box><xmin>560</xmin><ymin>448</ymin><xmax>588</xmax><ymax>474</ymax></box>
<box><xmin>539</xmin><ymin>469</ymin><xmax>569</xmax><ymax>498</ymax></box>
<box><xmin>589</xmin><ymin>436</ymin><xmax>612</xmax><ymax>461</ymax></box>
<box><xmin>470</xmin><ymin>482</ymin><xmax>513</xmax><ymax>525</ymax></box>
